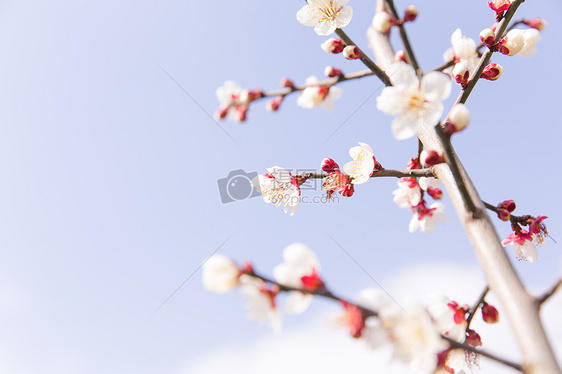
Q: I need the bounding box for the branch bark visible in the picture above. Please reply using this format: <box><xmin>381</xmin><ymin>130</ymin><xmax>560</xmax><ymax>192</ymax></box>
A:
<box><xmin>368</xmin><ymin>2</ymin><xmax>561</xmax><ymax>373</ymax></box>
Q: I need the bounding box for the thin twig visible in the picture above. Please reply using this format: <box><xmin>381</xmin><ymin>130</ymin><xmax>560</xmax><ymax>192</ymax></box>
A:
<box><xmin>466</xmin><ymin>286</ymin><xmax>489</xmax><ymax>330</ymax></box>
<box><xmin>483</xmin><ymin>201</ymin><xmax>531</xmax><ymax>224</ymax></box>
<box><xmin>384</xmin><ymin>0</ymin><xmax>421</xmax><ymax>74</ymax></box>
<box><xmin>262</xmin><ymin>69</ymin><xmax>374</xmax><ymax>98</ymax></box>
<box><xmin>537</xmin><ymin>279</ymin><xmax>562</xmax><ymax>308</ymax></box>
<box><xmin>294</xmin><ymin>168</ymin><xmax>434</xmax><ymax>180</ymax></box>
<box><xmin>334</xmin><ymin>29</ymin><xmax>392</xmax><ymax>87</ymax></box>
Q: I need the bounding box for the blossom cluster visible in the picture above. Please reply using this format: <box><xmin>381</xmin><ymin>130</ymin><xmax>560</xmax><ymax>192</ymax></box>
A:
<box><xmin>500</xmin><ymin>207</ymin><xmax>549</xmax><ymax>263</ymax></box>
<box><xmin>252</xmin><ymin>142</ymin><xmax>377</xmax><ymax>216</ymax></box>
<box><xmin>203</xmin><ymin>243</ymin><xmax>500</xmax><ymax>374</ymax></box>
<box><xmin>393</xmin><ymin>157</ymin><xmax>448</xmax><ymax>233</ymax></box>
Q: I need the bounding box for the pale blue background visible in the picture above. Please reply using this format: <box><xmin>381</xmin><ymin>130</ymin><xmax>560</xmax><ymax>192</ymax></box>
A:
<box><xmin>0</xmin><ymin>1</ymin><xmax>560</xmax><ymax>373</ymax></box>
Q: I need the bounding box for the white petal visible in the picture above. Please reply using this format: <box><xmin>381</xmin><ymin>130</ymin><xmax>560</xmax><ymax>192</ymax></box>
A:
<box><xmin>296</xmin><ymin>6</ymin><xmax>315</xmax><ymax>27</ymax></box>
<box><xmin>386</xmin><ymin>61</ymin><xmax>417</xmax><ymax>87</ymax></box>
<box><xmin>409</xmin><ymin>214</ymin><xmax>420</xmax><ymax>233</ymax></box>
<box><xmin>376</xmin><ymin>87</ymin><xmax>408</xmax><ymax>115</ymax></box>
<box><xmin>521</xmin><ymin>241</ymin><xmax>538</xmax><ymax>263</ymax></box>
<box><xmin>391</xmin><ymin>114</ymin><xmax>418</xmax><ymax>140</ymax></box>
<box><xmin>285</xmin><ymin>291</ymin><xmax>313</xmax><ymax>314</ymax></box>
<box><xmin>421</xmin><ymin>72</ymin><xmax>452</xmax><ymax>101</ymax></box>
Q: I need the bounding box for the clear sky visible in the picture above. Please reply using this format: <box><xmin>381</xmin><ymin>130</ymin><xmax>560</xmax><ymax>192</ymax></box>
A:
<box><xmin>0</xmin><ymin>1</ymin><xmax>560</xmax><ymax>373</ymax></box>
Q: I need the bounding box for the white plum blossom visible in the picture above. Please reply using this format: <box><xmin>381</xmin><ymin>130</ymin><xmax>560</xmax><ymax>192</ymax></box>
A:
<box><xmin>342</xmin><ymin>142</ymin><xmax>375</xmax><ymax>184</ymax></box>
<box><xmin>273</xmin><ymin>243</ymin><xmax>323</xmax><ymax>314</ymax></box>
<box><xmin>215</xmin><ymin>80</ymin><xmax>246</xmax><ymax>121</ymax></box>
<box><xmin>409</xmin><ymin>202</ymin><xmax>449</xmax><ymax>233</ymax></box>
<box><xmin>239</xmin><ymin>275</ymin><xmax>282</xmax><ymax>332</ymax></box>
<box><xmin>377</xmin><ymin>62</ymin><xmax>451</xmax><ymax>140</ymax></box>
<box><xmin>202</xmin><ymin>254</ymin><xmax>241</xmax><ymax>294</ymax></box>
<box><xmin>255</xmin><ymin>166</ymin><xmax>300</xmax><ymax>216</ymax></box>
<box><xmin>297</xmin><ymin>0</ymin><xmax>353</xmax><ymax>36</ymax></box>
<box><xmin>502</xmin><ymin>230</ymin><xmax>538</xmax><ymax>263</ymax></box>
<box><xmin>355</xmin><ymin>288</ymin><xmax>394</xmax><ymax>349</ymax></box>
<box><xmin>444</xmin><ymin>29</ymin><xmax>479</xmax><ymax>73</ymax></box>
<box><xmin>393</xmin><ymin>178</ymin><xmax>422</xmax><ymax>208</ymax></box>
<box><xmin>297</xmin><ymin>76</ymin><xmax>342</xmax><ymax>111</ymax></box>
<box><xmin>510</xmin><ymin>28</ymin><xmax>541</xmax><ymax>57</ymax></box>
<box><xmin>383</xmin><ymin>304</ymin><xmax>448</xmax><ymax>374</ymax></box>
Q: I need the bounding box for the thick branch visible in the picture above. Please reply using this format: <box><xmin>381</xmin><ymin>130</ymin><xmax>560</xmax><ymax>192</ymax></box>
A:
<box><xmin>369</xmin><ymin>1</ymin><xmax>561</xmax><ymax>373</ymax></box>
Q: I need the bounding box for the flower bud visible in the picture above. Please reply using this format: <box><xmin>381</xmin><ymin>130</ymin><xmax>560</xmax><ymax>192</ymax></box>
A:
<box><xmin>394</xmin><ymin>50</ymin><xmax>410</xmax><ymax>63</ymax></box>
<box><xmin>499</xmin><ymin>199</ymin><xmax>516</xmax><ymax>212</ymax></box>
<box><xmin>488</xmin><ymin>0</ymin><xmax>511</xmax><ymax>13</ymax></box>
<box><xmin>321</xmin><ymin>158</ymin><xmax>340</xmax><ymax>173</ymax></box>
<box><xmin>321</xmin><ymin>38</ymin><xmax>345</xmax><ymax>54</ymax></box>
<box><xmin>523</xmin><ymin>18</ymin><xmax>547</xmax><ymax>31</ymax></box>
<box><xmin>420</xmin><ymin>149</ymin><xmax>444</xmax><ymax>167</ymax></box>
<box><xmin>234</xmin><ymin>105</ymin><xmax>248</xmax><ymax>122</ymax></box>
<box><xmin>403</xmin><ymin>5</ymin><xmax>418</xmax><ymax>22</ymax></box>
<box><xmin>482</xmin><ymin>303</ymin><xmax>500</xmax><ymax>324</ymax></box>
<box><xmin>407</xmin><ymin>157</ymin><xmax>421</xmax><ymax>170</ymax></box>
<box><xmin>343</xmin><ymin>45</ymin><xmax>362</xmax><ymax>60</ymax></box>
<box><xmin>452</xmin><ymin>61</ymin><xmax>469</xmax><ymax>86</ymax></box>
<box><xmin>479</xmin><ymin>28</ymin><xmax>496</xmax><ymax>46</ymax></box>
<box><xmin>481</xmin><ymin>63</ymin><xmax>503</xmax><ymax>81</ymax></box>
<box><xmin>214</xmin><ymin>107</ymin><xmax>229</xmax><ymax>120</ymax></box>
<box><xmin>500</xmin><ymin>30</ymin><xmax>525</xmax><ymax>56</ymax></box>
<box><xmin>324</xmin><ymin>65</ymin><xmax>343</xmax><ymax>78</ymax></box>
<box><xmin>446</xmin><ymin>103</ymin><xmax>470</xmax><ymax>134</ymax></box>
<box><xmin>239</xmin><ymin>89</ymin><xmax>262</xmax><ymax>104</ymax></box>
<box><xmin>280</xmin><ymin>78</ymin><xmax>295</xmax><ymax>90</ymax></box>
<box><xmin>266</xmin><ymin>96</ymin><xmax>283</xmax><ymax>112</ymax></box>
<box><xmin>373</xmin><ymin>11</ymin><xmax>395</xmax><ymax>33</ymax></box>
<box><xmin>497</xmin><ymin>208</ymin><xmax>511</xmax><ymax>222</ymax></box>
<box><xmin>427</xmin><ymin>187</ymin><xmax>443</xmax><ymax>200</ymax></box>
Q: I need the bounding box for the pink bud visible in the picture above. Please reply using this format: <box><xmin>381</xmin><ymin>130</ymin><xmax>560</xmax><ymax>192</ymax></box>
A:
<box><xmin>488</xmin><ymin>0</ymin><xmax>511</xmax><ymax>13</ymax></box>
<box><xmin>280</xmin><ymin>78</ymin><xmax>295</xmax><ymax>90</ymax></box>
<box><xmin>499</xmin><ymin>199</ymin><xmax>516</xmax><ymax>212</ymax></box>
<box><xmin>214</xmin><ymin>107</ymin><xmax>229</xmax><ymax>120</ymax></box>
<box><xmin>394</xmin><ymin>50</ymin><xmax>409</xmax><ymax>63</ymax></box>
<box><xmin>239</xmin><ymin>89</ymin><xmax>262</xmax><ymax>104</ymax></box>
<box><xmin>407</xmin><ymin>157</ymin><xmax>421</xmax><ymax>170</ymax></box>
<box><xmin>452</xmin><ymin>62</ymin><xmax>469</xmax><ymax>86</ymax></box>
<box><xmin>482</xmin><ymin>303</ymin><xmax>500</xmax><ymax>324</ymax></box>
<box><xmin>523</xmin><ymin>18</ymin><xmax>547</xmax><ymax>31</ymax></box>
<box><xmin>321</xmin><ymin>158</ymin><xmax>340</xmax><ymax>173</ymax></box>
<box><xmin>266</xmin><ymin>96</ymin><xmax>283</xmax><ymax>112</ymax></box>
<box><xmin>500</xmin><ymin>31</ymin><xmax>525</xmax><ymax>56</ymax></box>
<box><xmin>324</xmin><ymin>66</ymin><xmax>343</xmax><ymax>78</ymax></box>
<box><xmin>420</xmin><ymin>149</ymin><xmax>444</xmax><ymax>167</ymax></box>
<box><xmin>373</xmin><ymin>11</ymin><xmax>396</xmax><ymax>33</ymax></box>
<box><xmin>427</xmin><ymin>187</ymin><xmax>443</xmax><ymax>200</ymax></box>
<box><xmin>343</xmin><ymin>45</ymin><xmax>362</xmax><ymax>60</ymax></box>
<box><xmin>480</xmin><ymin>28</ymin><xmax>496</xmax><ymax>46</ymax></box>
<box><xmin>445</xmin><ymin>103</ymin><xmax>470</xmax><ymax>135</ymax></box>
<box><xmin>321</xmin><ymin>38</ymin><xmax>345</xmax><ymax>54</ymax></box>
<box><xmin>497</xmin><ymin>208</ymin><xmax>511</xmax><ymax>222</ymax></box>
<box><xmin>234</xmin><ymin>105</ymin><xmax>248</xmax><ymax>122</ymax></box>
<box><xmin>403</xmin><ymin>5</ymin><xmax>418</xmax><ymax>22</ymax></box>
<box><xmin>481</xmin><ymin>63</ymin><xmax>503</xmax><ymax>81</ymax></box>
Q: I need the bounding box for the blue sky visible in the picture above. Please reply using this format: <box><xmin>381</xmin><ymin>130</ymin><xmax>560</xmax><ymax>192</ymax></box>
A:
<box><xmin>0</xmin><ymin>1</ymin><xmax>560</xmax><ymax>373</ymax></box>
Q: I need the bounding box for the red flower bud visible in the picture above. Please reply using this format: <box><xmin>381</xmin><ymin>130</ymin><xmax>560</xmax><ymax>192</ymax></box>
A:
<box><xmin>482</xmin><ymin>302</ymin><xmax>500</xmax><ymax>324</ymax></box>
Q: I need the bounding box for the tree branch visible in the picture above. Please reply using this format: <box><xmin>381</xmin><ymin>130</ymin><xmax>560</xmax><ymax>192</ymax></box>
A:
<box><xmin>369</xmin><ymin>1</ymin><xmax>561</xmax><ymax>373</ymax></box>
<box><xmin>537</xmin><ymin>279</ymin><xmax>562</xmax><ymax>308</ymax></box>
